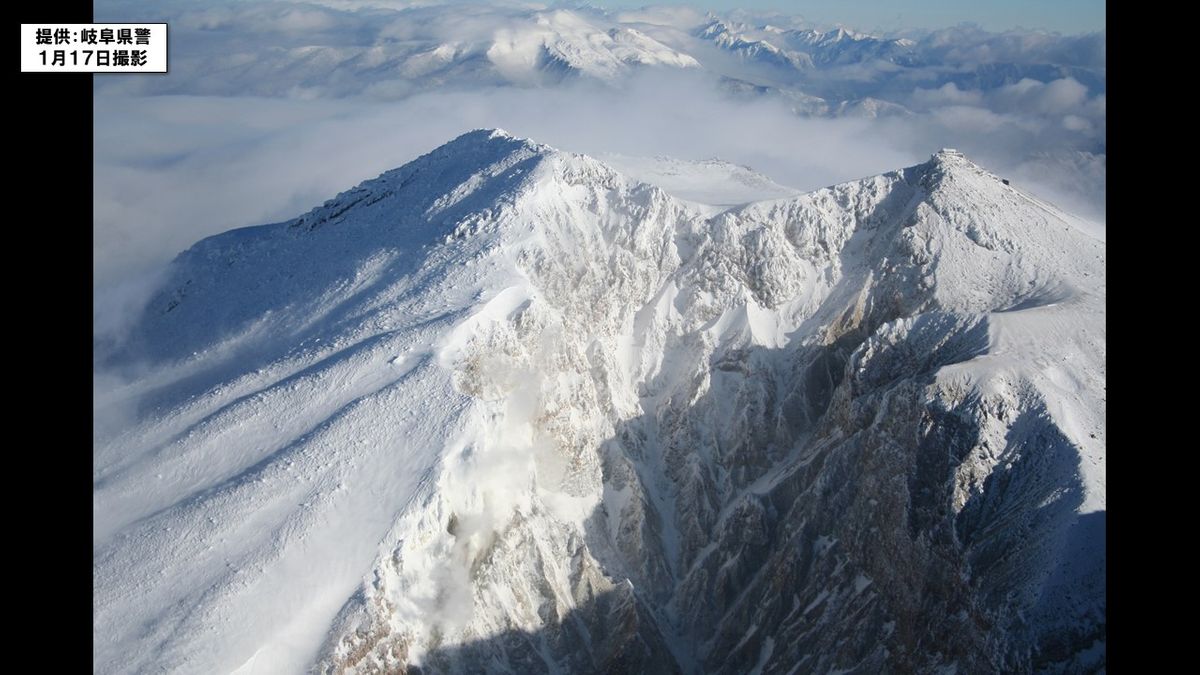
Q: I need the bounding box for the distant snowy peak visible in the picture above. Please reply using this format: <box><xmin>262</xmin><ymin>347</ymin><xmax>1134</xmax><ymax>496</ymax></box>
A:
<box><xmin>100</xmin><ymin>4</ymin><xmax>1105</xmax><ymax>102</ymax></box>
<box><xmin>602</xmin><ymin>26</ymin><xmax>701</xmax><ymax>68</ymax></box>
<box><xmin>778</xmin><ymin>26</ymin><xmax>921</xmax><ymax>66</ymax></box>
<box><xmin>696</xmin><ymin>18</ymin><xmax>921</xmax><ymax>71</ymax></box>
<box><xmin>489</xmin><ymin>10</ymin><xmax>698</xmax><ymax>83</ymax></box>
<box><xmin>789</xmin><ymin>26</ymin><xmax>868</xmax><ymax>47</ymax></box>
<box><xmin>695</xmin><ymin>18</ymin><xmax>813</xmax><ymax>71</ymax></box>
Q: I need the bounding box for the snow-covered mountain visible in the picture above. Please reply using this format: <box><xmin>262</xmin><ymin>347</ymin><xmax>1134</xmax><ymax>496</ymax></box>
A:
<box><xmin>488</xmin><ymin>11</ymin><xmax>700</xmax><ymax>85</ymax></box>
<box><xmin>99</xmin><ymin>3</ymin><xmax>1105</xmax><ymax>104</ymax></box>
<box><xmin>694</xmin><ymin>19</ymin><xmax>922</xmax><ymax>72</ymax></box>
<box><xmin>94</xmin><ymin>131</ymin><xmax>1105</xmax><ymax>674</ymax></box>
<box><xmin>695</xmin><ymin>19</ymin><xmax>815</xmax><ymax>72</ymax></box>
<box><xmin>120</xmin><ymin>6</ymin><xmax>700</xmax><ymax>97</ymax></box>
<box><xmin>775</xmin><ymin>26</ymin><xmax>921</xmax><ymax>67</ymax></box>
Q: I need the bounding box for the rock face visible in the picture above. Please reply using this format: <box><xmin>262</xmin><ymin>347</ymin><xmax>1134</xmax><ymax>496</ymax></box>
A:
<box><xmin>93</xmin><ymin>131</ymin><xmax>1105</xmax><ymax>675</ymax></box>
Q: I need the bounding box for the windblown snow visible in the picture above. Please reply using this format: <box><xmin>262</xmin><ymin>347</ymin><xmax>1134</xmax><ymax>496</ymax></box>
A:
<box><xmin>94</xmin><ymin>131</ymin><xmax>1105</xmax><ymax>674</ymax></box>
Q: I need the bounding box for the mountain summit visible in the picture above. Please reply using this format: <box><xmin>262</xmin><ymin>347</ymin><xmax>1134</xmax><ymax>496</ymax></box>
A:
<box><xmin>94</xmin><ymin>131</ymin><xmax>1105</xmax><ymax>674</ymax></box>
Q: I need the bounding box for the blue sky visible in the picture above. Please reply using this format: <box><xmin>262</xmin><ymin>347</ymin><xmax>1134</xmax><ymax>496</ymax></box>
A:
<box><xmin>587</xmin><ymin>0</ymin><xmax>1105</xmax><ymax>33</ymax></box>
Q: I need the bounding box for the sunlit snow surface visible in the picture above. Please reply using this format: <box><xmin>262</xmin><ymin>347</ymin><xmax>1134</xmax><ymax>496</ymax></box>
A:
<box><xmin>94</xmin><ymin>132</ymin><xmax>1104</xmax><ymax>674</ymax></box>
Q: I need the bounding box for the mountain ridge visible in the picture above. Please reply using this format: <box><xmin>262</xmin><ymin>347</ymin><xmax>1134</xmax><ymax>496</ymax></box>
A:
<box><xmin>94</xmin><ymin>129</ymin><xmax>1105</xmax><ymax>674</ymax></box>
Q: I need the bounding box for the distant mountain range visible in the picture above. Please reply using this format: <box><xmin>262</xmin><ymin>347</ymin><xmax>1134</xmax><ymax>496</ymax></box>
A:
<box><xmin>96</xmin><ymin>3</ymin><xmax>1105</xmax><ymax>118</ymax></box>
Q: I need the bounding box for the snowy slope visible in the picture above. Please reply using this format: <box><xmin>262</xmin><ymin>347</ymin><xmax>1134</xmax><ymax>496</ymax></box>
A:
<box><xmin>777</xmin><ymin>27</ymin><xmax>920</xmax><ymax>67</ymax></box>
<box><xmin>489</xmin><ymin>10</ymin><xmax>699</xmax><ymax>85</ymax></box>
<box><xmin>691</xmin><ymin>19</ymin><xmax>920</xmax><ymax>79</ymax></box>
<box><xmin>94</xmin><ymin>132</ymin><xmax>1105</xmax><ymax>674</ymax></box>
<box><xmin>695</xmin><ymin>19</ymin><xmax>814</xmax><ymax>73</ymax></box>
<box><xmin>596</xmin><ymin>154</ymin><xmax>800</xmax><ymax>207</ymax></box>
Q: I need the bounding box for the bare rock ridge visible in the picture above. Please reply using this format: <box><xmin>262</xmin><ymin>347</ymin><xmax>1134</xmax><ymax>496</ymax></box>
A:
<box><xmin>93</xmin><ymin>129</ymin><xmax>1105</xmax><ymax>675</ymax></box>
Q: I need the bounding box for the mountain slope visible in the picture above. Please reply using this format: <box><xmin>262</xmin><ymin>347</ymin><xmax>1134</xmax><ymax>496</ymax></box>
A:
<box><xmin>94</xmin><ymin>132</ymin><xmax>1105</xmax><ymax>674</ymax></box>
